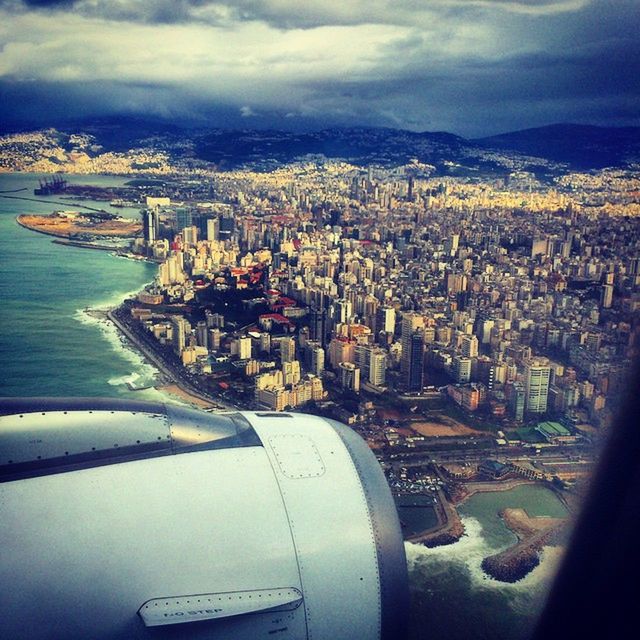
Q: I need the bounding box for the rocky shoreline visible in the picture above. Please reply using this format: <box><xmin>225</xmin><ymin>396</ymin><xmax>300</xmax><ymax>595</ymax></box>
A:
<box><xmin>408</xmin><ymin>488</ymin><xmax>466</xmax><ymax>548</ymax></box>
<box><xmin>481</xmin><ymin>509</ymin><xmax>567</xmax><ymax>582</ymax></box>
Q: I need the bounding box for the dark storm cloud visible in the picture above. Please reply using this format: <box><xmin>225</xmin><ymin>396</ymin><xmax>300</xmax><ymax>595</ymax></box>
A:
<box><xmin>0</xmin><ymin>0</ymin><xmax>592</xmax><ymax>27</ymax></box>
<box><xmin>0</xmin><ymin>0</ymin><xmax>638</xmax><ymax>136</ymax></box>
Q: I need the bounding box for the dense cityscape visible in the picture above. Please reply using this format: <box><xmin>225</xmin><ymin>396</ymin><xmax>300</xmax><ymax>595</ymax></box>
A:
<box><xmin>121</xmin><ymin>161</ymin><xmax>638</xmax><ymax>435</ymax></box>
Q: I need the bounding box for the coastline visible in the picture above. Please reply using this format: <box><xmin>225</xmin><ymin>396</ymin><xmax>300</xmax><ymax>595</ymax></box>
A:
<box><xmin>407</xmin><ymin>488</ymin><xmax>465</xmax><ymax>547</ymax></box>
<box><xmin>481</xmin><ymin>513</ymin><xmax>566</xmax><ymax>583</ymax></box>
<box><xmin>105</xmin><ymin>306</ymin><xmax>233</xmax><ymax>411</ymax></box>
<box><xmin>408</xmin><ymin>479</ymin><xmax>537</xmax><ymax>547</ymax></box>
<box><xmin>409</xmin><ymin>478</ymin><xmax>568</xmax><ymax>583</ymax></box>
<box><xmin>15</xmin><ymin>209</ymin><xmax>223</xmax><ymax>410</ymax></box>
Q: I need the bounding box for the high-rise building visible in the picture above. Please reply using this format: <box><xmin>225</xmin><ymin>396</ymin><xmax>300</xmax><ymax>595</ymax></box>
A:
<box><xmin>280</xmin><ymin>336</ymin><xmax>296</xmax><ymax>363</ymax></box>
<box><xmin>205</xmin><ymin>311</ymin><xmax>225</xmax><ymax>329</ymax></box>
<box><xmin>309</xmin><ymin>307</ymin><xmax>327</xmax><ymax>346</ymax></box>
<box><xmin>259</xmin><ymin>332</ymin><xmax>271</xmax><ymax>355</ymax></box>
<box><xmin>446</xmin><ymin>273</ymin><xmax>467</xmax><ymax>294</ymax></box>
<box><xmin>195</xmin><ymin>321</ymin><xmax>208</xmax><ymax>348</ymax></box>
<box><xmin>176</xmin><ymin>207</ymin><xmax>192</xmax><ymax>233</ymax></box>
<box><xmin>338</xmin><ymin>362</ymin><xmax>360</xmax><ymax>393</ymax></box>
<box><xmin>600</xmin><ymin>284</ymin><xmax>614</xmax><ymax>309</ymax></box>
<box><xmin>407</xmin><ymin>331</ymin><xmax>424</xmax><ymax>391</ymax></box>
<box><xmin>182</xmin><ymin>225</ymin><xmax>198</xmax><ymax>247</ymax></box>
<box><xmin>531</xmin><ymin>236</ymin><xmax>548</xmax><ymax>258</ymax></box>
<box><xmin>524</xmin><ymin>360</ymin><xmax>551</xmax><ymax>413</ymax></box>
<box><xmin>328</xmin><ymin>338</ymin><xmax>355</xmax><ymax>368</ymax></box>
<box><xmin>219</xmin><ymin>214</ymin><xmax>235</xmax><ymax>241</ymax></box>
<box><xmin>309</xmin><ymin>344</ymin><xmax>325</xmax><ymax>376</ymax></box>
<box><xmin>142</xmin><ymin>208</ymin><xmax>159</xmax><ymax>244</ymax></box>
<box><xmin>206</xmin><ymin>217</ymin><xmax>220</xmax><ymax>242</ymax></box>
<box><xmin>377</xmin><ymin>306</ymin><xmax>396</xmax><ymax>335</ymax></box>
<box><xmin>332</xmin><ymin>299</ymin><xmax>353</xmax><ymax>326</ymax></box>
<box><xmin>401</xmin><ymin>312</ymin><xmax>424</xmax><ymax>378</ymax></box>
<box><xmin>238</xmin><ymin>336</ymin><xmax>252</xmax><ymax>360</ymax></box>
<box><xmin>355</xmin><ymin>344</ymin><xmax>371</xmax><ymax>382</ymax></box>
<box><xmin>282</xmin><ymin>360</ymin><xmax>301</xmax><ymax>385</ymax></box>
<box><xmin>509</xmin><ymin>381</ymin><xmax>526</xmax><ymax>422</ymax></box>
<box><xmin>454</xmin><ymin>356</ymin><xmax>472</xmax><ymax>383</ymax></box>
<box><xmin>461</xmin><ymin>334</ymin><xmax>479</xmax><ymax>358</ymax></box>
<box><xmin>445</xmin><ymin>234</ymin><xmax>459</xmax><ymax>256</ymax></box>
<box><xmin>369</xmin><ymin>348</ymin><xmax>387</xmax><ymax>386</ymax></box>
<box><xmin>171</xmin><ymin>317</ymin><xmax>190</xmax><ymax>355</ymax></box>
<box><xmin>208</xmin><ymin>328</ymin><xmax>222</xmax><ymax>351</ymax></box>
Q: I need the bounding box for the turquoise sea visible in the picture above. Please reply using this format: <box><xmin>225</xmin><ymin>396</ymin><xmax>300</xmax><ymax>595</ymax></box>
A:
<box><xmin>0</xmin><ymin>172</ymin><xmax>568</xmax><ymax>640</ymax></box>
<box><xmin>0</xmin><ymin>172</ymin><xmax>163</xmax><ymax>400</ymax></box>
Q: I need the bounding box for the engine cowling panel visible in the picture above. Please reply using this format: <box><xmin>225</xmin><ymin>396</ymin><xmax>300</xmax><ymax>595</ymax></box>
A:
<box><xmin>0</xmin><ymin>399</ymin><xmax>408</xmax><ymax>640</ymax></box>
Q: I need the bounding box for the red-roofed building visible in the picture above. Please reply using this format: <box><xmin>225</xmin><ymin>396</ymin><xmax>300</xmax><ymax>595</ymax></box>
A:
<box><xmin>258</xmin><ymin>313</ymin><xmax>294</xmax><ymax>332</ymax></box>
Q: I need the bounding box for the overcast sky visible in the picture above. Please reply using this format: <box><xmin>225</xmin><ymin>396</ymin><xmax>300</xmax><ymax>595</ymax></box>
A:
<box><xmin>0</xmin><ymin>0</ymin><xmax>638</xmax><ymax>136</ymax></box>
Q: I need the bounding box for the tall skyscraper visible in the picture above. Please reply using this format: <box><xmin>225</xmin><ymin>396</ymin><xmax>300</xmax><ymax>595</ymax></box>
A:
<box><xmin>332</xmin><ymin>299</ymin><xmax>353</xmax><ymax>326</ymax></box>
<box><xmin>524</xmin><ymin>360</ymin><xmax>551</xmax><ymax>413</ymax></box>
<box><xmin>355</xmin><ymin>344</ymin><xmax>371</xmax><ymax>382</ymax></box>
<box><xmin>407</xmin><ymin>331</ymin><xmax>424</xmax><ymax>391</ymax></box>
<box><xmin>600</xmin><ymin>284</ymin><xmax>614</xmax><ymax>309</ymax></box>
<box><xmin>171</xmin><ymin>317</ymin><xmax>190</xmax><ymax>355</ymax></box>
<box><xmin>401</xmin><ymin>312</ymin><xmax>424</xmax><ymax>378</ymax></box>
<box><xmin>182</xmin><ymin>225</ymin><xmax>198</xmax><ymax>246</ymax></box>
<box><xmin>454</xmin><ymin>356</ymin><xmax>472</xmax><ymax>383</ymax></box>
<box><xmin>259</xmin><ymin>332</ymin><xmax>271</xmax><ymax>354</ymax></box>
<box><xmin>309</xmin><ymin>344</ymin><xmax>325</xmax><ymax>376</ymax></box>
<box><xmin>142</xmin><ymin>208</ymin><xmax>159</xmax><ymax>244</ymax></box>
<box><xmin>338</xmin><ymin>362</ymin><xmax>360</xmax><ymax>393</ymax></box>
<box><xmin>206</xmin><ymin>217</ymin><xmax>220</xmax><ymax>242</ymax></box>
<box><xmin>176</xmin><ymin>207</ymin><xmax>192</xmax><ymax>233</ymax></box>
<box><xmin>195</xmin><ymin>321</ymin><xmax>208</xmax><ymax>348</ymax></box>
<box><xmin>377</xmin><ymin>306</ymin><xmax>396</xmax><ymax>335</ymax></box>
<box><xmin>407</xmin><ymin>175</ymin><xmax>415</xmax><ymax>201</ymax></box>
<box><xmin>509</xmin><ymin>381</ymin><xmax>526</xmax><ymax>422</ymax></box>
<box><xmin>309</xmin><ymin>307</ymin><xmax>327</xmax><ymax>346</ymax></box>
<box><xmin>369</xmin><ymin>348</ymin><xmax>387</xmax><ymax>387</ymax></box>
<box><xmin>238</xmin><ymin>336</ymin><xmax>252</xmax><ymax>360</ymax></box>
<box><xmin>208</xmin><ymin>328</ymin><xmax>222</xmax><ymax>351</ymax></box>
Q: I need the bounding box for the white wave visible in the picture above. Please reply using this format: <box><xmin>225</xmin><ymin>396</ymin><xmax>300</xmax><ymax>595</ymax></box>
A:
<box><xmin>107</xmin><ymin>372</ymin><xmax>143</xmax><ymax>387</ymax></box>
<box><xmin>88</xmin><ymin>280</ymin><xmax>153</xmax><ymax>312</ymax></box>
<box><xmin>405</xmin><ymin>516</ymin><xmax>564</xmax><ymax>594</ymax></box>
<box><xmin>73</xmin><ymin>302</ymin><xmax>189</xmax><ymax>407</ymax></box>
<box><xmin>73</xmin><ymin>306</ymin><xmax>159</xmax><ymax>389</ymax></box>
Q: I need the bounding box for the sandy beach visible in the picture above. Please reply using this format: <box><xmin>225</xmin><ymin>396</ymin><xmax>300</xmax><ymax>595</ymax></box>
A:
<box><xmin>155</xmin><ymin>383</ymin><xmax>222</xmax><ymax>409</ymax></box>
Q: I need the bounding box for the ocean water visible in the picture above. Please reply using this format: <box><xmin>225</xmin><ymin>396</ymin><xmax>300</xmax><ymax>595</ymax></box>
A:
<box><xmin>0</xmin><ymin>172</ymin><xmax>163</xmax><ymax>400</ymax></box>
<box><xmin>407</xmin><ymin>484</ymin><xmax>568</xmax><ymax>640</ymax></box>
<box><xmin>0</xmin><ymin>173</ymin><xmax>568</xmax><ymax>640</ymax></box>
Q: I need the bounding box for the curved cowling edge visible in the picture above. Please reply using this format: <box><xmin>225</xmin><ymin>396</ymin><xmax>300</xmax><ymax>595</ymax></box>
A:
<box><xmin>323</xmin><ymin>418</ymin><xmax>409</xmax><ymax>640</ymax></box>
<box><xmin>0</xmin><ymin>397</ymin><xmax>260</xmax><ymax>483</ymax></box>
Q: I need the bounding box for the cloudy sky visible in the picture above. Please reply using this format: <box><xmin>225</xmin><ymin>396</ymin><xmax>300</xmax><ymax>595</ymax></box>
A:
<box><xmin>0</xmin><ymin>0</ymin><xmax>638</xmax><ymax>136</ymax></box>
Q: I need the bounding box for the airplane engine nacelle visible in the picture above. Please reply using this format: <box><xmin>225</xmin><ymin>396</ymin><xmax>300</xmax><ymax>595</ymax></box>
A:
<box><xmin>0</xmin><ymin>398</ymin><xmax>408</xmax><ymax>640</ymax></box>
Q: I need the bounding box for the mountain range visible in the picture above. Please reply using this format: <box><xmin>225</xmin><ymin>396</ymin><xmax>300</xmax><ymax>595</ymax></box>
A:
<box><xmin>2</xmin><ymin>118</ymin><xmax>639</xmax><ymax>175</ymax></box>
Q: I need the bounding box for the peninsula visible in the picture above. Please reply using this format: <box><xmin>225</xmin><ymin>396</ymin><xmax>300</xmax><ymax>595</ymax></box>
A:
<box><xmin>17</xmin><ymin>212</ymin><xmax>141</xmax><ymax>239</ymax></box>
